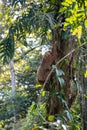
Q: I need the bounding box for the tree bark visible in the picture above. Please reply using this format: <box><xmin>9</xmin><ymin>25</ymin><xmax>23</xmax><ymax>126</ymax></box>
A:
<box><xmin>9</xmin><ymin>60</ymin><xmax>16</xmax><ymax>97</ymax></box>
<box><xmin>46</xmin><ymin>29</ymin><xmax>77</xmax><ymax>116</ymax></box>
<box><xmin>37</xmin><ymin>0</ymin><xmax>77</xmax><ymax>125</ymax></box>
<box><xmin>81</xmin><ymin>76</ymin><xmax>87</xmax><ymax>130</ymax></box>
<box><xmin>37</xmin><ymin>28</ymin><xmax>77</xmax><ymax>119</ymax></box>
<box><xmin>9</xmin><ymin>60</ymin><xmax>16</xmax><ymax>129</ymax></box>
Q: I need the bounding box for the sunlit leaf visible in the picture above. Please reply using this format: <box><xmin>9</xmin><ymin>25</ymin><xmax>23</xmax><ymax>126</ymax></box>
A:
<box><xmin>56</xmin><ymin>69</ymin><xmax>65</xmax><ymax>76</ymax></box>
<box><xmin>35</xmin><ymin>83</ymin><xmax>42</xmax><ymax>88</ymax></box>
<box><xmin>32</xmin><ymin>125</ymin><xmax>38</xmax><ymax>130</ymax></box>
<box><xmin>85</xmin><ymin>1</ymin><xmax>87</xmax><ymax>6</ymax></box>
<box><xmin>48</xmin><ymin>115</ymin><xmax>54</xmax><ymax>121</ymax></box>
<box><xmin>85</xmin><ymin>19</ymin><xmax>87</xmax><ymax>28</ymax></box>
<box><xmin>41</xmin><ymin>90</ymin><xmax>46</xmax><ymax>97</ymax></box>
<box><xmin>84</xmin><ymin>70</ymin><xmax>87</xmax><ymax>78</ymax></box>
<box><xmin>77</xmin><ymin>26</ymin><xmax>82</xmax><ymax>39</ymax></box>
<box><xmin>64</xmin><ymin>110</ymin><xmax>72</xmax><ymax>120</ymax></box>
<box><xmin>84</xmin><ymin>94</ymin><xmax>87</xmax><ymax>98</ymax></box>
<box><xmin>5</xmin><ymin>14</ymin><xmax>9</xmax><ymax>19</ymax></box>
<box><xmin>72</xmin><ymin>25</ymin><xmax>82</xmax><ymax>39</ymax></box>
<box><xmin>0</xmin><ymin>12</ymin><xmax>2</xmax><ymax>18</ymax></box>
<box><xmin>58</xmin><ymin>77</ymin><xmax>65</xmax><ymax>87</ymax></box>
<box><xmin>62</xmin><ymin>124</ymin><xmax>67</xmax><ymax>130</ymax></box>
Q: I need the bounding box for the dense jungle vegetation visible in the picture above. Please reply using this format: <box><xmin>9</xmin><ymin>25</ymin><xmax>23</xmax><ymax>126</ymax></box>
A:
<box><xmin>0</xmin><ymin>0</ymin><xmax>87</xmax><ymax>130</ymax></box>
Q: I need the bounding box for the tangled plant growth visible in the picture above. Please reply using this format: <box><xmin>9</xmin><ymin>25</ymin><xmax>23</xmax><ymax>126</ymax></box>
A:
<box><xmin>0</xmin><ymin>0</ymin><xmax>87</xmax><ymax>130</ymax></box>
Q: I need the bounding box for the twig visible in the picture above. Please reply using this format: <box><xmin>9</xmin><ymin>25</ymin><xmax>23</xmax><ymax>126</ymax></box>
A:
<box><xmin>14</xmin><ymin>45</ymin><xmax>41</xmax><ymax>62</ymax></box>
<box><xmin>38</xmin><ymin>111</ymin><xmax>47</xmax><ymax>122</ymax></box>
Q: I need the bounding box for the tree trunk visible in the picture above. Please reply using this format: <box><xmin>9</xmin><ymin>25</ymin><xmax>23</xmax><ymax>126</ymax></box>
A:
<box><xmin>79</xmin><ymin>50</ymin><xmax>87</xmax><ymax>130</ymax></box>
<box><xmin>81</xmin><ymin>76</ymin><xmax>87</xmax><ymax>130</ymax></box>
<box><xmin>47</xmin><ymin>29</ymin><xmax>77</xmax><ymax>115</ymax></box>
<box><xmin>9</xmin><ymin>60</ymin><xmax>16</xmax><ymax>97</ymax></box>
<box><xmin>9</xmin><ymin>60</ymin><xmax>16</xmax><ymax>129</ymax></box>
<box><xmin>37</xmin><ymin>1</ymin><xmax>77</xmax><ymax>125</ymax></box>
<box><xmin>37</xmin><ymin>28</ymin><xmax>77</xmax><ymax>119</ymax></box>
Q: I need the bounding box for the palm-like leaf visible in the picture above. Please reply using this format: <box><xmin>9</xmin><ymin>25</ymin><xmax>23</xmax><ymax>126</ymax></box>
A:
<box><xmin>0</xmin><ymin>36</ymin><xmax>14</xmax><ymax>63</ymax></box>
<box><xmin>0</xmin><ymin>2</ymin><xmax>56</xmax><ymax>63</ymax></box>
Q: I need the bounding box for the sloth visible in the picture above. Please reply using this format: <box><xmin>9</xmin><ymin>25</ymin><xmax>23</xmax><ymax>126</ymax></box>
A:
<box><xmin>37</xmin><ymin>43</ymin><xmax>58</xmax><ymax>84</ymax></box>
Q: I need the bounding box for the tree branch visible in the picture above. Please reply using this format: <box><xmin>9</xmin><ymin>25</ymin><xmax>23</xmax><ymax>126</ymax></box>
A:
<box><xmin>14</xmin><ymin>45</ymin><xmax>41</xmax><ymax>62</ymax></box>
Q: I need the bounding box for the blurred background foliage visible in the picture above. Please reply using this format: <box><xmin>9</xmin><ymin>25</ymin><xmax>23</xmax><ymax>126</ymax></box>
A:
<box><xmin>0</xmin><ymin>0</ymin><xmax>87</xmax><ymax>129</ymax></box>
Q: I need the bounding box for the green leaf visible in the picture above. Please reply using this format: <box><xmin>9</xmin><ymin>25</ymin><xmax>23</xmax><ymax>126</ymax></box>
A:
<box><xmin>55</xmin><ymin>69</ymin><xmax>65</xmax><ymax>87</ymax></box>
<box><xmin>58</xmin><ymin>77</ymin><xmax>65</xmax><ymax>87</ymax></box>
<box><xmin>64</xmin><ymin>110</ymin><xmax>72</xmax><ymax>120</ymax></box>
<box><xmin>56</xmin><ymin>69</ymin><xmax>65</xmax><ymax>76</ymax></box>
<box><xmin>48</xmin><ymin>115</ymin><xmax>54</xmax><ymax>121</ymax></box>
<box><xmin>62</xmin><ymin>124</ymin><xmax>67</xmax><ymax>130</ymax></box>
<box><xmin>41</xmin><ymin>90</ymin><xmax>46</xmax><ymax>97</ymax></box>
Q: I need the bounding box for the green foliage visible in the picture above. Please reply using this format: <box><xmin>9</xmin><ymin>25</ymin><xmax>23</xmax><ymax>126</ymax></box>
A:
<box><xmin>67</xmin><ymin>97</ymin><xmax>81</xmax><ymax>130</ymax></box>
<box><xmin>0</xmin><ymin>1</ymin><xmax>55</xmax><ymax>63</ymax></box>
<box><xmin>55</xmin><ymin>68</ymin><xmax>65</xmax><ymax>87</ymax></box>
<box><xmin>60</xmin><ymin>0</ymin><xmax>87</xmax><ymax>41</ymax></box>
<box><xmin>0</xmin><ymin>90</ymin><xmax>38</xmax><ymax>129</ymax></box>
<box><xmin>0</xmin><ymin>36</ymin><xmax>14</xmax><ymax>64</ymax></box>
<box><xmin>22</xmin><ymin>103</ymin><xmax>46</xmax><ymax>130</ymax></box>
<box><xmin>11</xmin><ymin>0</ymin><xmax>26</xmax><ymax>6</ymax></box>
<box><xmin>22</xmin><ymin>95</ymin><xmax>81</xmax><ymax>130</ymax></box>
<box><xmin>0</xmin><ymin>0</ymin><xmax>86</xmax><ymax>129</ymax></box>
<box><xmin>0</xmin><ymin>39</ymin><xmax>41</xmax><ymax>129</ymax></box>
